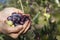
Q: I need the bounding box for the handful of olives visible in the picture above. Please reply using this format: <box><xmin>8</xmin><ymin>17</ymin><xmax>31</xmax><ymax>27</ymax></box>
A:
<box><xmin>6</xmin><ymin>12</ymin><xmax>30</xmax><ymax>27</ymax></box>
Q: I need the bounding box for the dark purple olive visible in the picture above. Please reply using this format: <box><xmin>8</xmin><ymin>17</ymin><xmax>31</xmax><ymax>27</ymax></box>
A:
<box><xmin>7</xmin><ymin>16</ymin><xmax>13</xmax><ymax>21</ymax></box>
<box><xmin>20</xmin><ymin>15</ymin><xmax>30</xmax><ymax>25</ymax></box>
<box><xmin>12</xmin><ymin>12</ymin><xmax>16</xmax><ymax>15</ymax></box>
<box><xmin>14</xmin><ymin>23</ymin><xmax>19</xmax><ymax>26</ymax></box>
<box><xmin>7</xmin><ymin>12</ymin><xmax>30</xmax><ymax>26</ymax></box>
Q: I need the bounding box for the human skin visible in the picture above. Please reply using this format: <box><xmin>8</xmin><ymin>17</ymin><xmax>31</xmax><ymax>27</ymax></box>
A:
<box><xmin>0</xmin><ymin>7</ymin><xmax>31</xmax><ymax>39</ymax></box>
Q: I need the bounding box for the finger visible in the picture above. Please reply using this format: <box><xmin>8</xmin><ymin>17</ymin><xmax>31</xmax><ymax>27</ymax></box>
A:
<box><xmin>8</xmin><ymin>25</ymin><xmax>23</xmax><ymax>33</ymax></box>
<box><xmin>7</xmin><ymin>20</ymin><xmax>29</xmax><ymax>39</ymax></box>
<box><xmin>7</xmin><ymin>25</ymin><xmax>23</xmax><ymax>39</ymax></box>
<box><xmin>8</xmin><ymin>33</ymin><xmax>19</xmax><ymax>39</ymax></box>
<box><xmin>17</xmin><ymin>20</ymin><xmax>29</xmax><ymax>35</ymax></box>
<box><xmin>8</xmin><ymin>25</ymin><xmax>24</xmax><ymax>39</ymax></box>
<box><xmin>22</xmin><ymin>20</ymin><xmax>29</xmax><ymax>32</ymax></box>
<box><xmin>23</xmin><ymin>22</ymin><xmax>31</xmax><ymax>33</ymax></box>
<box><xmin>5</xmin><ymin>25</ymin><xmax>23</xmax><ymax>33</ymax></box>
<box><xmin>25</xmin><ymin>14</ymin><xmax>30</xmax><ymax>16</ymax></box>
<box><xmin>1</xmin><ymin>21</ymin><xmax>23</xmax><ymax>34</ymax></box>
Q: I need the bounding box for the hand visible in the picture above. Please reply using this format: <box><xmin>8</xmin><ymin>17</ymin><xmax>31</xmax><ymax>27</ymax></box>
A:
<box><xmin>0</xmin><ymin>7</ymin><xmax>31</xmax><ymax>39</ymax></box>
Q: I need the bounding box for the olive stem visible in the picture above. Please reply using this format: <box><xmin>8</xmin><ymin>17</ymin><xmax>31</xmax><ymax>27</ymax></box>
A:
<box><xmin>19</xmin><ymin>0</ymin><xmax>24</xmax><ymax>13</ymax></box>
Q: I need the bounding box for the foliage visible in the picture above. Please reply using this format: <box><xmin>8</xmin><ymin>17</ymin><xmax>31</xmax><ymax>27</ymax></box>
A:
<box><xmin>0</xmin><ymin>0</ymin><xmax>60</xmax><ymax>40</ymax></box>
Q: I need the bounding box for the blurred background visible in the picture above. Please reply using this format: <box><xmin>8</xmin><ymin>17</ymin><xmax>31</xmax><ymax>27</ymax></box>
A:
<box><xmin>0</xmin><ymin>0</ymin><xmax>60</xmax><ymax>40</ymax></box>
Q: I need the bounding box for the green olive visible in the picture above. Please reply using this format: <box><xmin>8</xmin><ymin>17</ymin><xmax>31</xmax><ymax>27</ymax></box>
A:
<box><xmin>6</xmin><ymin>20</ymin><xmax>13</xmax><ymax>26</ymax></box>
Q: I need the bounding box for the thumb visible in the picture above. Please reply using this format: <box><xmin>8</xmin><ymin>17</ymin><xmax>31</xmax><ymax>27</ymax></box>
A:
<box><xmin>6</xmin><ymin>25</ymin><xmax>23</xmax><ymax>33</ymax></box>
